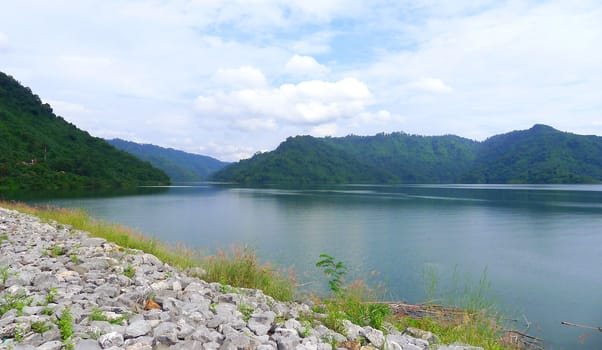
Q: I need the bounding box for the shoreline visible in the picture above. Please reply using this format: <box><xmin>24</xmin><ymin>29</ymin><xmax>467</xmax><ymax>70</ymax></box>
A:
<box><xmin>0</xmin><ymin>206</ymin><xmax>480</xmax><ymax>350</ymax></box>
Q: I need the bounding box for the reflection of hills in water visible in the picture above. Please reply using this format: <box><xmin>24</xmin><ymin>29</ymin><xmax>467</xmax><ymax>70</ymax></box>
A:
<box><xmin>227</xmin><ymin>184</ymin><xmax>602</xmax><ymax>214</ymax></box>
<box><xmin>3</xmin><ymin>186</ymin><xmax>169</xmax><ymax>202</ymax></box>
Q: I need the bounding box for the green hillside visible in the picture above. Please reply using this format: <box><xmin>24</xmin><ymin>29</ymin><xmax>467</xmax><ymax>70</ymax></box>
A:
<box><xmin>107</xmin><ymin>139</ymin><xmax>229</xmax><ymax>182</ymax></box>
<box><xmin>211</xmin><ymin>136</ymin><xmax>396</xmax><ymax>185</ymax></box>
<box><xmin>0</xmin><ymin>72</ymin><xmax>170</xmax><ymax>191</ymax></box>
<box><xmin>463</xmin><ymin>124</ymin><xmax>602</xmax><ymax>183</ymax></box>
<box><xmin>212</xmin><ymin>126</ymin><xmax>602</xmax><ymax>185</ymax></box>
<box><xmin>324</xmin><ymin>133</ymin><xmax>477</xmax><ymax>183</ymax></box>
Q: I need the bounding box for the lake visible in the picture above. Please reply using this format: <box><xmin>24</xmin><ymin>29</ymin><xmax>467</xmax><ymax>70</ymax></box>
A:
<box><xmin>25</xmin><ymin>184</ymin><xmax>602</xmax><ymax>349</ymax></box>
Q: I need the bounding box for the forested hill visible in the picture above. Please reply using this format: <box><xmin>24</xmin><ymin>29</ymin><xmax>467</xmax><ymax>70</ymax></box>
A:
<box><xmin>0</xmin><ymin>72</ymin><xmax>170</xmax><ymax>191</ymax></box>
<box><xmin>108</xmin><ymin>139</ymin><xmax>229</xmax><ymax>182</ymax></box>
<box><xmin>212</xmin><ymin>126</ymin><xmax>602</xmax><ymax>185</ymax></box>
<box><xmin>462</xmin><ymin>124</ymin><xmax>602</xmax><ymax>183</ymax></box>
<box><xmin>211</xmin><ymin>136</ymin><xmax>396</xmax><ymax>185</ymax></box>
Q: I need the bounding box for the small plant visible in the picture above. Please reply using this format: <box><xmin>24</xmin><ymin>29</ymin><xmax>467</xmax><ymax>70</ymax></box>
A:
<box><xmin>31</xmin><ymin>321</ymin><xmax>51</xmax><ymax>334</ymax></box>
<box><xmin>49</xmin><ymin>245</ymin><xmax>67</xmax><ymax>257</ymax></box>
<box><xmin>45</xmin><ymin>288</ymin><xmax>58</xmax><ymax>305</ymax></box>
<box><xmin>1</xmin><ymin>265</ymin><xmax>10</xmax><ymax>286</ymax></box>
<box><xmin>57</xmin><ymin>307</ymin><xmax>74</xmax><ymax>342</ymax></box>
<box><xmin>14</xmin><ymin>323</ymin><xmax>24</xmax><ymax>342</ymax></box>
<box><xmin>88</xmin><ymin>307</ymin><xmax>106</xmax><ymax>322</ymax></box>
<box><xmin>238</xmin><ymin>303</ymin><xmax>254</xmax><ymax>322</ymax></box>
<box><xmin>316</xmin><ymin>254</ymin><xmax>347</xmax><ymax>295</ymax></box>
<box><xmin>0</xmin><ymin>291</ymin><xmax>32</xmax><ymax>317</ymax></box>
<box><xmin>70</xmin><ymin>254</ymin><xmax>79</xmax><ymax>264</ymax></box>
<box><xmin>88</xmin><ymin>307</ymin><xmax>128</xmax><ymax>325</ymax></box>
<box><xmin>123</xmin><ymin>265</ymin><xmax>135</xmax><ymax>279</ymax></box>
<box><xmin>41</xmin><ymin>306</ymin><xmax>54</xmax><ymax>315</ymax></box>
<box><xmin>0</xmin><ymin>233</ymin><xmax>8</xmax><ymax>243</ymax></box>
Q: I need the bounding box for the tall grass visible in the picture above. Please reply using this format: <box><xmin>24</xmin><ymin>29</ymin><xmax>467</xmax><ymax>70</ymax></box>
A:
<box><xmin>397</xmin><ymin>266</ymin><xmax>517</xmax><ymax>350</ymax></box>
<box><xmin>0</xmin><ymin>201</ymin><xmax>295</xmax><ymax>301</ymax></box>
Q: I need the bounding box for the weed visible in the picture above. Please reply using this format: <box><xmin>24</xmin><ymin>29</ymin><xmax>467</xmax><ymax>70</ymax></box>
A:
<box><xmin>14</xmin><ymin>323</ymin><xmax>24</xmax><ymax>342</ymax></box>
<box><xmin>41</xmin><ymin>306</ymin><xmax>54</xmax><ymax>316</ymax></box>
<box><xmin>88</xmin><ymin>329</ymin><xmax>102</xmax><ymax>340</ymax></box>
<box><xmin>238</xmin><ymin>303</ymin><xmax>254</xmax><ymax>322</ymax></box>
<box><xmin>316</xmin><ymin>254</ymin><xmax>346</xmax><ymax>295</ymax></box>
<box><xmin>123</xmin><ymin>265</ymin><xmax>135</xmax><ymax>279</ymax></box>
<box><xmin>49</xmin><ymin>245</ymin><xmax>67</xmax><ymax>257</ymax></box>
<box><xmin>70</xmin><ymin>254</ymin><xmax>79</xmax><ymax>264</ymax></box>
<box><xmin>31</xmin><ymin>321</ymin><xmax>51</xmax><ymax>334</ymax></box>
<box><xmin>204</xmin><ymin>245</ymin><xmax>295</xmax><ymax>301</ymax></box>
<box><xmin>0</xmin><ymin>233</ymin><xmax>8</xmax><ymax>243</ymax></box>
<box><xmin>1</xmin><ymin>265</ymin><xmax>9</xmax><ymax>286</ymax></box>
<box><xmin>88</xmin><ymin>307</ymin><xmax>128</xmax><ymax>325</ymax></box>
<box><xmin>0</xmin><ymin>291</ymin><xmax>32</xmax><ymax>317</ymax></box>
<box><xmin>45</xmin><ymin>288</ymin><xmax>58</xmax><ymax>305</ymax></box>
<box><xmin>209</xmin><ymin>302</ymin><xmax>217</xmax><ymax>313</ymax></box>
<box><xmin>57</xmin><ymin>307</ymin><xmax>74</xmax><ymax>344</ymax></box>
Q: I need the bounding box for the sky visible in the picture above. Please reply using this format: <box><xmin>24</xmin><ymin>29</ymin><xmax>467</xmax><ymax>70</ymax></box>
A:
<box><xmin>1</xmin><ymin>1</ymin><xmax>601</xmax><ymax>161</ymax></box>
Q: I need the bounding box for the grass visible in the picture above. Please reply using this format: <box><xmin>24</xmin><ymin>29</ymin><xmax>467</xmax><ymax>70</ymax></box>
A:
<box><xmin>57</xmin><ymin>307</ymin><xmax>74</xmax><ymax>350</ymax></box>
<box><xmin>88</xmin><ymin>307</ymin><xmax>129</xmax><ymax>325</ymax></box>
<box><xmin>314</xmin><ymin>255</ymin><xmax>517</xmax><ymax>350</ymax></box>
<box><xmin>31</xmin><ymin>321</ymin><xmax>51</xmax><ymax>334</ymax></box>
<box><xmin>123</xmin><ymin>265</ymin><xmax>136</xmax><ymax>279</ymax></box>
<box><xmin>0</xmin><ymin>201</ymin><xmax>295</xmax><ymax>302</ymax></box>
<box><xmin>0</xmin><ymin>291</ymin><xmax>32</xmax><ymax>317</ymax></box>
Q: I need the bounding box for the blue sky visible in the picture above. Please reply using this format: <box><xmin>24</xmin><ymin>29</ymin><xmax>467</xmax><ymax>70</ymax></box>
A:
<box><xmin>1</xmin><ymin>1</ymin><xmax>601</xmax><ymax>161</ymax></box>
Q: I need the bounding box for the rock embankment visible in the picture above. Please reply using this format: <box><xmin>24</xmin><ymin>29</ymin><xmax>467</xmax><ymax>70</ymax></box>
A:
<box><xmin>0</xmin><ymin>207</ymin><xmax>481</xmax><ymax>350</ymax></box>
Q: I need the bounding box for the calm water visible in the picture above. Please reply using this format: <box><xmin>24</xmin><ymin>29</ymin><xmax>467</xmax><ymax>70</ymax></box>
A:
<box><xmin>26</xmin><ymin>184</ymin><xmax>602</xmax><ymax>349</ymax></box>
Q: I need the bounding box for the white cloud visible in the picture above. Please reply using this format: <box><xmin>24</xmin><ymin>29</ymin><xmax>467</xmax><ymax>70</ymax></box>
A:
<box><xmin>214</xmin><ymin>66</ymin><xmax>268</xmax><ymax>89</ymax></box>
<box><xmin>408</xmin><ymin>78</ymin><xmax>453</xmax><ymax>93</ymax></box>
<box><xmin>198</xmin><ymin>142</ymin><xmax>256</xmax><ymax>161</ymax></box>
<box><xmin>285</xmin><ymin>55</ymin><xmax>330</xmax><ymax>78</ymax></box>
<box><xmin>310</xmin><ymin>123</ymin><xmax>337</xmax><ymax>137</ymax></box>
<box><xmin>195</xmin><ymin>77</ymin><xmax>374</xmax><ymax>125</ymax></box>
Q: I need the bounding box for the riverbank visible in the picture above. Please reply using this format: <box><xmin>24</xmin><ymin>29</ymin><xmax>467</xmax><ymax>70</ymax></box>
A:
<box><xmin>0</xmin><ymin>205</ymin><xmax>488</xmax><ymax>350</ymax></box>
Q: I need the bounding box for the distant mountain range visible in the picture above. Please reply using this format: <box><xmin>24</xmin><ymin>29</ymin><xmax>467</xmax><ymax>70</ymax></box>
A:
<box><xmin>107</xmin><ymin>139</ymin><xmax>229</xmax><ymax>182</ymax></box>
<box><xmin>212</xmin><ymin>125</ymin><xmax>602</xmax><ymax>185</ymax></box>
<box><xmin>0</xmin><ymin>72</ymin><xmax>170</xmax><ymax>191</ymax></box>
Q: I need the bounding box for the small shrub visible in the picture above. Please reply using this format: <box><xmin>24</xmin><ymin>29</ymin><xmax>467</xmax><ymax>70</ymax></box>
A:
<box><xmin>0</xmin><ymin>291</ymin><xmax>32</xmax><ymax>317</ymax></box>
<box><xmin>1</xmin><ymin>265</ymin><xmax>9</xmax><ymax>286</ymax></box>
<box><xmin>45</xmin><ymin>288</ymin><xmax>58</xmax><ymax>305</ymax></box>
<box><xmin>123</xmin><ymin>265</ymin><xmax>135</xmax><ymax>279</ymax></box>
<box><xmin>238</xmin><ymin>304</ymin><xmax>254</xmax><ymax>322</ymax></box>
<box><xmin>88</xmin><ymin>307</ymin><xmax>128</xmax><ymax>325</ymax></box>
<box><xmin>57</xmin><ymin>307</ymin><xmax>74</xmax><ymax>341</ymax></box>
<box><xmin>31</xmin><ymin>321</ymin><xmax>50</xmax><ymax>334</ymax></box>
<box><xmin>49</xmin><ymin>245</ymin><xmax>67</xmax><ymax>257</ymax></box>
<box><xmin>316</xmin><ymin>254</ymin><xmax>346</xmax><ymax>295</ymax></box>
<box><xmin>14</xmin><ymin>323</ymin><xmax>24</xmax><ymax>342</ymax></box>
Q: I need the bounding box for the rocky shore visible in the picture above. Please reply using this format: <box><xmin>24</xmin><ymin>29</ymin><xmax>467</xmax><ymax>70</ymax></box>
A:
<box><xmin>0</xmin><ymin>207</ymin><xmax>481</xmax><ymax>350</ymax></box>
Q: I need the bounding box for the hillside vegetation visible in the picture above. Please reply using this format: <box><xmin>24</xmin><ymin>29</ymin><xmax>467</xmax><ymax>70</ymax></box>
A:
<box><xmin>0</xmin><ymin>72</ymin><xmax>170</xmax><ymax>191</ymax></box>
<box><xmin>212</xmin><ymin>125</ymin><xmax>602</xmax><ymax>185</ymax></box>
<box><xmin>108</xmin><ymin>139</ymin><xmax>229</xmax><ymax>182</ymax></box>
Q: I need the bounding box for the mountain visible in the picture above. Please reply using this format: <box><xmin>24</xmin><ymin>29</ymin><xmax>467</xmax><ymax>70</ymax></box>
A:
<box><xmin>0</xmin><ymin>72</ymin><xmax>170</xmax><ymax>191</ymax></box>
<box><xmin>463</xmin><ymin>124</ymin><xmax>602</xmax><ymax>183</ymax></box>
<box><xmin>323</xmin><ymin>133</ymin><xmax>477</xmax><ymax>183</ymax></box>
<box><xmin>212</xmin><ymin>125</ymin><xmax>602</xmax><ymax>185</ymax></box>
<box><xmin>211</xmin><ymin>136</ymin><xmax>396</xmax><ymax>185</ymax></box>
<box><xmin>107</xmin><ymin>139</ymin><xmax>229</xmax><ymax>182</ymax></box>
